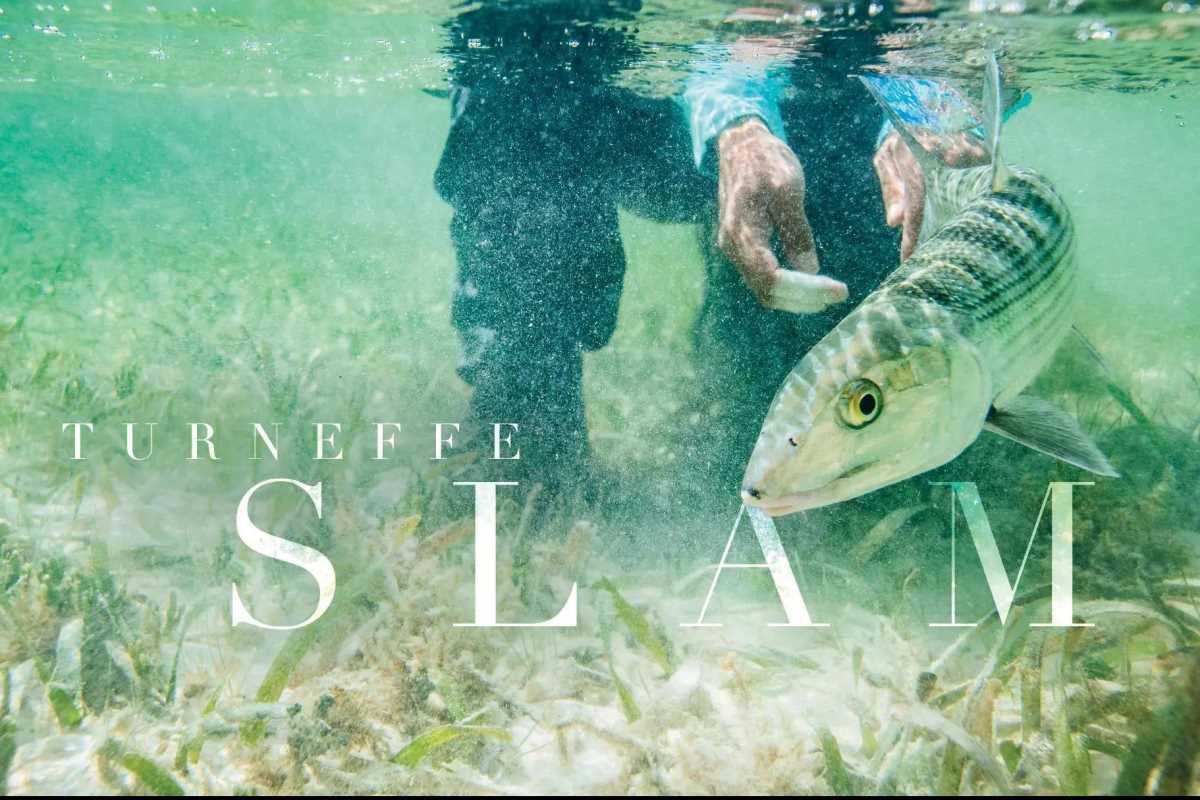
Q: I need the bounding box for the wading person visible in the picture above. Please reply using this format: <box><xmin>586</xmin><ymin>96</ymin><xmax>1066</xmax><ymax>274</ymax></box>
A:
<box><xmin>434</xmin><ymin>0</ymin><xmax>996</xmax><ymax>509</ymax></box>
<box><xmin>433</xmin><ymin>0</ymin><xmax>711</xmax><ymax>501</ymax></box>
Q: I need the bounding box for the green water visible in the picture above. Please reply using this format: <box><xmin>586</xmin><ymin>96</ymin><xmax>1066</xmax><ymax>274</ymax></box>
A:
<box><xmin>1</xmin><ymin>1</ymin><xmax>1199</xmax><ymax>795</ymax></box>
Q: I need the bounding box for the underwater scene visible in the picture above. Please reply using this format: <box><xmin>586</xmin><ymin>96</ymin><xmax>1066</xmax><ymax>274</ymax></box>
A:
<box><xmin>1</xmin><ymin>0</ymin><xmax>1199</xmax><ymax>795</ymax></box>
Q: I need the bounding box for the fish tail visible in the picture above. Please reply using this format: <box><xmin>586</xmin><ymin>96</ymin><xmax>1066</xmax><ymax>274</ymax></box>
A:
<box><xmin>858</xmin><ymin>74</ymin><xmax>943</xmax><ymax>180</ymax></box>
<box><xmin>862</xmin><ymin>55</ymin><xmax>1013</xmax><ymax>192</ymax></box>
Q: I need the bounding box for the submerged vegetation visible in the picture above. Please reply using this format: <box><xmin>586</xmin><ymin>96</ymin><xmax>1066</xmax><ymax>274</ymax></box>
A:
<box><xmin>1</xmin><ymin>308</ymin><xmax>1198</xmax><ymax>793</ymax></box>
<box><xmin>1</xmin><ymin>432</ymin><xmax>1199</xmax><ymax>794</ymax></box>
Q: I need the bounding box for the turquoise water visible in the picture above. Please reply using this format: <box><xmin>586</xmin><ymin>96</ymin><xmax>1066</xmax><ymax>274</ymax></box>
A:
<box><xmin>2</xmin><ymin>1</ymin><xmax>1199</xmax><ymax>795</ymax></box>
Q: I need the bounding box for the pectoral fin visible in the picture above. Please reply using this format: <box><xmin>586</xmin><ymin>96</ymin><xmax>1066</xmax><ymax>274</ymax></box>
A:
<box><xmin>985</xmin><ymin>395</ymin><xmax>1119</xmax><ymax>477</ymax></box>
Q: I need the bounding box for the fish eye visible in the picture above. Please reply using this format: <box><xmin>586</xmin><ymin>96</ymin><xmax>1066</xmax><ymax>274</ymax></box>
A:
<box><xmin>837</xmin><ymin>378</ymin><xmax>883</xmax><ymax>429</ymax></box>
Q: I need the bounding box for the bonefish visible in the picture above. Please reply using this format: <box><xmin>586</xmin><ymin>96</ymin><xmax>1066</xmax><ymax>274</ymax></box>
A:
<box><xmin>741</xmin><ymin>56</ymin><xmax>1116</xmax><ymax>516</ymax></box>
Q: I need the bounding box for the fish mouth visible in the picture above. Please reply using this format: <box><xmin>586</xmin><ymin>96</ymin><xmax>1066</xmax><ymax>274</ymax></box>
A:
<box><xmin>740</xmin><ymin>461</ymin><xmax>879</xmax><ymax>516</ymax></box>
<box><xmin>740</xmin><ymin>487</ymin><xmax>832</xmax><ymax>516</ymax></box>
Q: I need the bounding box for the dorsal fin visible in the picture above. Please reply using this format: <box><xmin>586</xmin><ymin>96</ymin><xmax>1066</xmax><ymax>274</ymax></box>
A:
<box><xmin>983</xmin><ymin>53</ymin><xmax>1012</xmax><ymax>192</ymax></box>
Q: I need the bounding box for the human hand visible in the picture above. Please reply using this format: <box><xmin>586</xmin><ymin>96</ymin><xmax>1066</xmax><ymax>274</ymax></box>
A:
<box><xmin>716</xmin><ymin>117</ymin><xmax>847</xmax><ymax>314</ymax></box>
<box><xmin>873</xmin><ymin>130</ymin><xmax>989</xmax><ymax>260</ymax></box>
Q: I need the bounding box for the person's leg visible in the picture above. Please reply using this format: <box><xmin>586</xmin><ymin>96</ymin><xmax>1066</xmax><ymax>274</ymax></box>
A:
<box><xmin>445</xmin><ymin>199</ymin><xmax>615</xmax><ymax>497</ymax></box>
<box><xmin>465</xmin><ymin>328</ymin><xmax>588</xmax><ymax>492</ymax></box>
<box><xmin>436</xmin><ymin>86</ymin><xmax>629</xmax><ymax>498</ymax></box>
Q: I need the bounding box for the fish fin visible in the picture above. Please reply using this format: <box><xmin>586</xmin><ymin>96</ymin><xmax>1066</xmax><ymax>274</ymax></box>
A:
<box><xmin>982</xmin><ymin>53</ymin><xmax>1012</xmax><ymax>193</ymax></box>
<box><xmin>858</xmin><ymin>74</ymin><xmax>943</xmax><ymax>180</ymax></box>
<box><xmin>985</xmin><ymin>395</ymin><xmax>1119</xmax><ymax>477</ymax></box>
